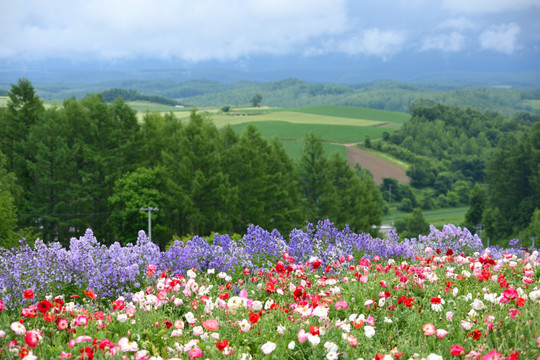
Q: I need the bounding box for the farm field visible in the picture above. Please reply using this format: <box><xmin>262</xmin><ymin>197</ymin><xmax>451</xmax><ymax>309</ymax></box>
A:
<box><xmin>382</xmin><ymin>206</ymin><xmax>468</xmax><ymax>229</ymax></box>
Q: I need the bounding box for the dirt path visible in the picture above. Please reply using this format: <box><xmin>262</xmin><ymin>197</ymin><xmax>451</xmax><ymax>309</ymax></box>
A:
<box><xmin>344</xmin><ymin>143</ymin><xmax>409</xmax><ymax>184</ymax></box>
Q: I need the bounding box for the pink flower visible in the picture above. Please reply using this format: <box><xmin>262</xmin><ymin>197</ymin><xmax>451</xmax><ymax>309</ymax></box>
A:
<box><xmin>24</xmin><ymin>330</ymin><xmax>40</xmax><ymax>348</ymax></box>
<box><xmin>202</xmin><ymin>319</ymin><xmax>219</xmax><ymax>331</ymax></box>
<box><xmin>450</xmin><ymin>345</ymin><xmax>465</xmax><ymax>356</ymax></box>
<box><xmin>422</xmin><ymin>323</ymin><xmax>436</xmax><ymax>336</ymax></box>
<box><xmin>135</xmin><ymin>350</ymin><xmax>150</xmax><ymax>360</ymax></box>
<box><xmin>446</xmin><ymin>311</ymin><xmax>454</xmax><ymax>322</ymax></box>
<box><xmin>480</xmin><ymin>349</ymin><xmax>501</xmax><ymax>360</ymax></box>
<box><xmin>436</xmin><ymin>329</ymin><xmax>449</xmax><ymax>338</ymax></box>
<box><xmin>188</xmin><ymin>347</ymin><xmax>203</xmax><ymax>359</ymax></box>
<box><xmin>0</xmin><ymin>299</ymin><xmax>4</xmax><ymax>313</ymax></box>
<box><xmin>334</xmin><ymin>300</ymin><xmax>348</xmax><ymax>310</ymax></box>
<box><xmin>298</xmin><ymin>329</ymin><xmax>308</xmax><ymax>343</ymax></box>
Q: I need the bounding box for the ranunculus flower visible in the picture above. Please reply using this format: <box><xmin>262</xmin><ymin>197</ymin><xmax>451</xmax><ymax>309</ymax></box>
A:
<box><xmin>261</xmin><ymin>341</ymin><xmax>276</xmax><ymax>355</ymax></box>
<box><xmin>249</xmin><ymin>312</ymin><xmax>260</xmax><ymax>324</ymax></box>
<box><xmin>450</xmin><ymin>344</ymin><xmax>465</xmax><ymax>356</ymax></box>
<box><xmin>202</xmin><ymin>319</ymin><xmax>219</xmax><ymax>331</ymax></box>
<box><xmin>436</xmin><ymin>329</ymin><xmax>448</xmax><ymax>338</ymax></box>
<box><xmin>298</xmin><ymin>329</ymin><xmax>308</xmax><ymax>343</ymax></box>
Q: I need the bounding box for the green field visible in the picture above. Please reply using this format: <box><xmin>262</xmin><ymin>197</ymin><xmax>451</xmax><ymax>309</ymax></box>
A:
<box><xmin>522</xmin><ymin>99</ymin><xmax>540</xmax><ymax>111</ymax></box>
<box><xmin>284</xmin><ymin>105</ymin><xmax>409</xmax><ymax>124</ymax></box>
<box><xmin>382</xmin><ymin>206</ymin><xmax>468</xmax><ymax>229</ymax></box>
<box><xmin>230</xmin><ymin>121</ymin><xmax>390</xmax><ymax>144</ymax></box>
<box><xmin>281</xmin><ymin>141</ymin><xmax>348</xmax><ymax>162</ymax></box>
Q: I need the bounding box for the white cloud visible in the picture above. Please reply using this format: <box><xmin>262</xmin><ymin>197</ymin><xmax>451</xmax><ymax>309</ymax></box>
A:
<box><xmin>0</xmin><ymin>0</ymin><xmax>348</xmax><ymax>61</ymax></box>
<box><xmin>329</xmin><ymin>28</ymin><xmax>407</xmax><ymax>59</ymax></box>
<box><xmin>437</xmin><ymin>17</ymin><xmax>477</xmax><ymax>31</ymax></box>
<box><xmin>479</xmin><ymin>23</ymin><xmax>521</xmax><ymax>54</ymax></box>
<box><xmin>421</xmin><ymin>32</ymin><xmax>466</xmax><ymax>52</ymax></box>
<box><xmin>442</xmin><ymin>0</ymin><xmax>540</xmax><ymax>14</ymax></box>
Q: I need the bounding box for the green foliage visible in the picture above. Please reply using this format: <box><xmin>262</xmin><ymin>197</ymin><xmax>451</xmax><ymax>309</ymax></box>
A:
<box><xmin>463</xmin><ymin>184</ymin><xmax>486</xmax><ymax>231</ymax></box>
<box><xmin>394</xmin><ymin>208</ymin><xmax>429</xmax><ymax>239</ymax></box>
<box><xmin>100</xmin><ymin>88</ymin><xmax>182</xmax><ymax>106</ymax></box>
<box><xmin>250</xmin><ymin>93</ymin><xmax>262</xmax><ymax>107</ymax></box>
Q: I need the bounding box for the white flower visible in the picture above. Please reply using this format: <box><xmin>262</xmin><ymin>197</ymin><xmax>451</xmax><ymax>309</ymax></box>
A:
<box><xmin>326</xmin><ymin>352</ymin><xmax>339</xmax><ymax>360</ymax></box>
<box><xmin>426</xmin><ymin>354</ymin><xmax>443</xmax><ymax>360</ymax></box>
<box><xmin>288</xmin><ymin>341</ymin><xmax>296</xmax><ymax>350</ymax></box>
<box><xmin>529</xmin><ymin>289</ymin><xmax>540</xmax><ymax>302</ymax></box>
<box><xmin>10</xmin><ymin>322</ymin><xmax>26</xmax><ymax>336</ymax></box>
<box><xmin>207</xmin><ymin>268</ymin><xmax>215</xmax><ymax>274</ymax></box>
<box><xmin>184</xmin><ymin>312</ymin><xmax>196</xmax><ymax>324</ymax></box>
<box><xmin>239</xmin><ymin>319</ymin><xmax>251</xmax><ymax>333</ymax></box>
<box><xmin>186</xmin><ymin>269</ymin><xmax>196</xmax><ymax>278</ymax></box>
<box><xmin>471</xmin><ymin>298</ymin><xmax>485</xmax><ymax>310</ymax></box>
<box><xmin>364</xmin><ymin>325</ymin><xmax>376</xmax><ymax>338</ymax></box>
<box><xmin>384</xmin><ymin>317</ymin><xmax>393</xmax><ymax>323</ymax></box>
<box><xmin>324</xmin><ymin>341</ymin><xmax>339</xmax><ymax>353</ymax></box>
<box><xmin>261</xmin><ymin>341</ymin><xmax>276</xmax><ymax>355</ymax></box>
<box><xmin>307</xmin><ymin>333</ymin><xmax>321</xmax><ymax>345</ymax></box>
<box><xmin>228</xmin><ymin>296</ymin><xmax>245</xmax><ymax>313</ymax></box>
<box><xmin>171</xmin><ymin>329</ymin><xmax>182</xmax><ymax>337</ymax></box>
<box><xmin>240</xmin><ymin>354</ymin><xmax>252</xmax><ymax>360</ymax></box>
<box><xmin>312</xmin><ymin>305</ymin><xmax>329</xmax><ymax>318</ymax></box>
<box><xmin>118</xmin><ymin>337</ymin><xmax>139</xmax><ymax>352</ymax></box>
<box><xmin>277</xmin><ymin>324</ymin><xmax>286</xmax><ymax>334</ymax></box>
<box><xmin>252</xmin><ymin>301</ymin><xmax>263</xmax><ymax>311</ymax></box>
<box><xmin>117</xmin><ymin>313</ymin><xmax>128</xmax><ymax>323</ymax></box>
<box><xmin>192</xmin><ymin>326</ymin><xmax>204</xmax><ymax>336</ymax></box>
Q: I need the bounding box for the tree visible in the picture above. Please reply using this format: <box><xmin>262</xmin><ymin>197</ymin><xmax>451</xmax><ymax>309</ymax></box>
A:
<box><xmin>298</xmin><ymin>133</ymin><xmax>337</xmax><ymax>223</ymax></box>
<box><xmin>395</xmin><ymin>208</ymin><xmax>429</xmax><ymax>239</ymax></box>
<box><xmin>250</xmin><ymin>93</ymin><xmax>262</xmax><ymax>107</ymax></box>
<box><xmin>463</xmin><ymin>184</ymin><xmax>485</xmax><ymax>231</ymax></box>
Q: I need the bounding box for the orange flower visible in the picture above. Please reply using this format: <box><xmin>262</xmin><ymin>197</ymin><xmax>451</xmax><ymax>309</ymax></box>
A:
<box><xmin>84</xmin><ymin>289</ymin><xmax>97</xmax><ymax>300</ymax></box>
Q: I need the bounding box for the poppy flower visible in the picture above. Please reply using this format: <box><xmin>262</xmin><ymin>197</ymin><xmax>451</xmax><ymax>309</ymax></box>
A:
<box><xmin>265</xmin><ymin>282</ymin><xmax>275</xmax><ymax>293</ymax></box>
<box><xmin>450</xmin><ymin>345</ymin><xmax>465</xmax><ymax>356</ymax></box>
<box><xmin>23</xmin><ymin>289</ymin><xmax>34</xmax><ymax>299</ymax></box>
<box><xmin>202</xmin><ymin>319</ymin><xmax>219</xmax><ymax>331</ymax></box>
<box><xmin>249</xmin><ymin>312</ymin><xmax>260</xmax><ymax>324</ymax></box>
<box><xmin>37</xmin><ymin>300</ymin><xmax>52</xmax><ymax>314</ymax></box>
<box><xmin>216</xmin><ymin>339</ymin><xmax>229</xmax><ymax>351</ymax></box>
<box><xmin>84</xmin><ymin>289</ymin><xmax>97</xmax><ymax>300</ymax></box>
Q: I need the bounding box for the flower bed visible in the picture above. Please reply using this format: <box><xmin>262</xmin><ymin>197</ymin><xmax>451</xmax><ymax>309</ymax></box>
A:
<box><xmin>0</xmin><ymin>222</ymin><xmax>539</xmax><ymax>359</ymax></box>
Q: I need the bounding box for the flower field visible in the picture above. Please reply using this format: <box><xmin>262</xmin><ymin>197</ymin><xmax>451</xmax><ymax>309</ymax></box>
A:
<box><xmin>0</xmin><ymin>221</ymin><xmax>539</xmax><ymax>359</ymax></box>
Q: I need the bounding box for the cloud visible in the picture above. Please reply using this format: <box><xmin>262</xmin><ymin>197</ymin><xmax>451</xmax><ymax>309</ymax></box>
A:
<box><xmin>441</xmin><ymin>0</ymin><xmax>540</xmax><ymax>14</ymax></box>
<box><xmin>328</xmin><ymin>28</ymin><xmax>407</xmax><ymax>59</ymax></box>
<box><xmin>479</xmin><ymin>23</ymin><xmax>521</xmax><ymax>54</ymax></box>
<box><xmin>437</xmin><ymin>17</ymin><xmax>477</xmax><ymax>31</ymax></box>
<box><xmin>0</xmin><ymin>0</ymin><xmax>348</xmax><ymax>61</ymax></box>
<box><xmin>421</xmin><ymin>32</ymin><xmax>466</xmax><ymax>52</ymax></box>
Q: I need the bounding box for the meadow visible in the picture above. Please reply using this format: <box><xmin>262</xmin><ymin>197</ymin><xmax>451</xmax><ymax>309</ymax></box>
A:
<box><xmin>0</xmin><ymin>221</ymin><xmax>538</xmax><ymax>359</ymax></box>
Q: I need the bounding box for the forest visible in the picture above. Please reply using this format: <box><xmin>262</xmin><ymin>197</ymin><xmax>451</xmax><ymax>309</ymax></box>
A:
<box><xmin>0</xmin><ymin>79</ymin><xmax>381</xmax><ymax>249</ymax></box>
<box><xmin>0</xmin><ymin>78</ymin><xmax>539</xmax><ymax>250</ymax></box>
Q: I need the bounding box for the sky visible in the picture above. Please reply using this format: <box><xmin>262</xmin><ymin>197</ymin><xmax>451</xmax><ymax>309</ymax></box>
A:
<box><xmin>1</xmin><ymin>0</ymin><xmax>539</xmax><ymax>82</ymax></box>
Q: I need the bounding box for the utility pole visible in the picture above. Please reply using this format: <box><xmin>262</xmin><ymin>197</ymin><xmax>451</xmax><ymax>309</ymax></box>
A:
<box><xmin>140</xmin><ymin>207</ymin><xmax>159</xmax><ymax>242</ymax></box>
<box><xmin>475</xmin><ymin>224</ymin><xmax>484</xmax><ymax>247</ymax></box>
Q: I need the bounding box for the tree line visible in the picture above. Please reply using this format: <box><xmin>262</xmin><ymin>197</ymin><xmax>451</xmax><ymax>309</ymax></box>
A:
<box><xmin>0</xmin><ymin>79</ymin><xmax>382</xmax><ymax>249</ymax></box>
<box><xmin>375</xmin><ymin>102</ymin><xmax>540</xmax><ymax>244</ymax></box>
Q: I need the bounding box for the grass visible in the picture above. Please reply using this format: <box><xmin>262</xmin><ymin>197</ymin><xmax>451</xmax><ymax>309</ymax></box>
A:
<box><xmin>521</xmin><ymin>99</ymin><xmax>540</xmax><ymax>111</ymax></box>
<box><xmin>382</xmin><ymin>206</ymin><xmax>468</xmax><ymax>229</ymax></box>
<box><xmin>230</xmin><ymin>121</ymin><xmax>390</xmax><ymax>144</ymax></box>
<box><xmin>283</xmin><ymin>105</ymin><xmax>409</xmax><ymax>124</ymax></box>
<box><xmin>281</xmin><ymin>140</ymin><xmax>347</xmax><ymax>162</ymax></box>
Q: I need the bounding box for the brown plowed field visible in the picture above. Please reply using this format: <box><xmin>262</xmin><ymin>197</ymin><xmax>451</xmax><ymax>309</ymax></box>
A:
<box><xmin>346</xmin><ymin>144</ymin><xmax>409</xmax><ymax>184</ymax></box>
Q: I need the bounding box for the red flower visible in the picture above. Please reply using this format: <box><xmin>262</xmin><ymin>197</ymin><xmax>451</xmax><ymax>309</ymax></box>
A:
<box><xmin>83</xmin><ymin>289</ymin><xmax>97</xmax><ymax>300</ymax></box>
<box><xmin>450</xmin><ymin>344</ymin><xmax>465</xmax><ymax>356</ymax></box>
<box><xmin>309</xmin><ymin>325</ymin><xmax>320</xmax><ymax>336</ymax></box>
<box><xmin>275</xmin><ymin>260</ymin><xmax>285</xmax><ymax>273</ymax></box>
<box><xmin>80</xmin><ymin>346</ymin><xmax>94</xmax><ymax>360</ymax></box>
<box><xmin>265</xmin><ymin>282</ymin><xmax>275</xmax><ymax>293</ymax></box>
<box><xmin>23</xmin><ymin>289</ymin><xmax>34</xmax><ymax>299</ymax></box>
<box><xmin>219</xmin><ymin>292</ymin><xmax>230</xmax><ymax>301</ymax></box>
<box><xmin>249</xmin><ymin>312</ymin><xmax>260</xmax><ymax>324</ymax></box>
<box><xmin>216</xmin><ymin>339</ymin><xmax>229</xmax><ymax>351</ymax></box>
<box><xmin>446</xmin><ymin>249</ymin><xmax>454</xmax><ymax>256</ymax></box>
<box><xmin>311</xmin><ymin>259</ymin><xmax>322</xmax><ymax>270</ymax></box>
<box><xmin>516</xmin><ymin>297</ymin><xmax>525</xmax><ymax>307</ymax></box>
<box><xmin>430</xmin><ymin>297</ymin><xmax>441</xmax><ymax>304</ymax></box>
<box><xmin>467</xmin><ymin>329</ymin><xmax>482</xmax><ymax>340</ymax></box>
<box><xmin>37</xmin><ymin>300</ymin><xmax>52</xmax><ymax>313</ymax></box>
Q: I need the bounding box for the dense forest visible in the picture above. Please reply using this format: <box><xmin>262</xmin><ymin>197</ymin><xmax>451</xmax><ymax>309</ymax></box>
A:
<box><xmin>0</xmin><ymin>79</ymin><xmax>381</xmax><ymax>249</ymax></box>
<box><xmin>375</xmin><ymin>103</ymin><xmax>540</xmax><ymax>244</ymax></box>
<box><xmin>100</xmin><ymin>88</ymin><xmax>184</xmax><ymax>106</ymax></box>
